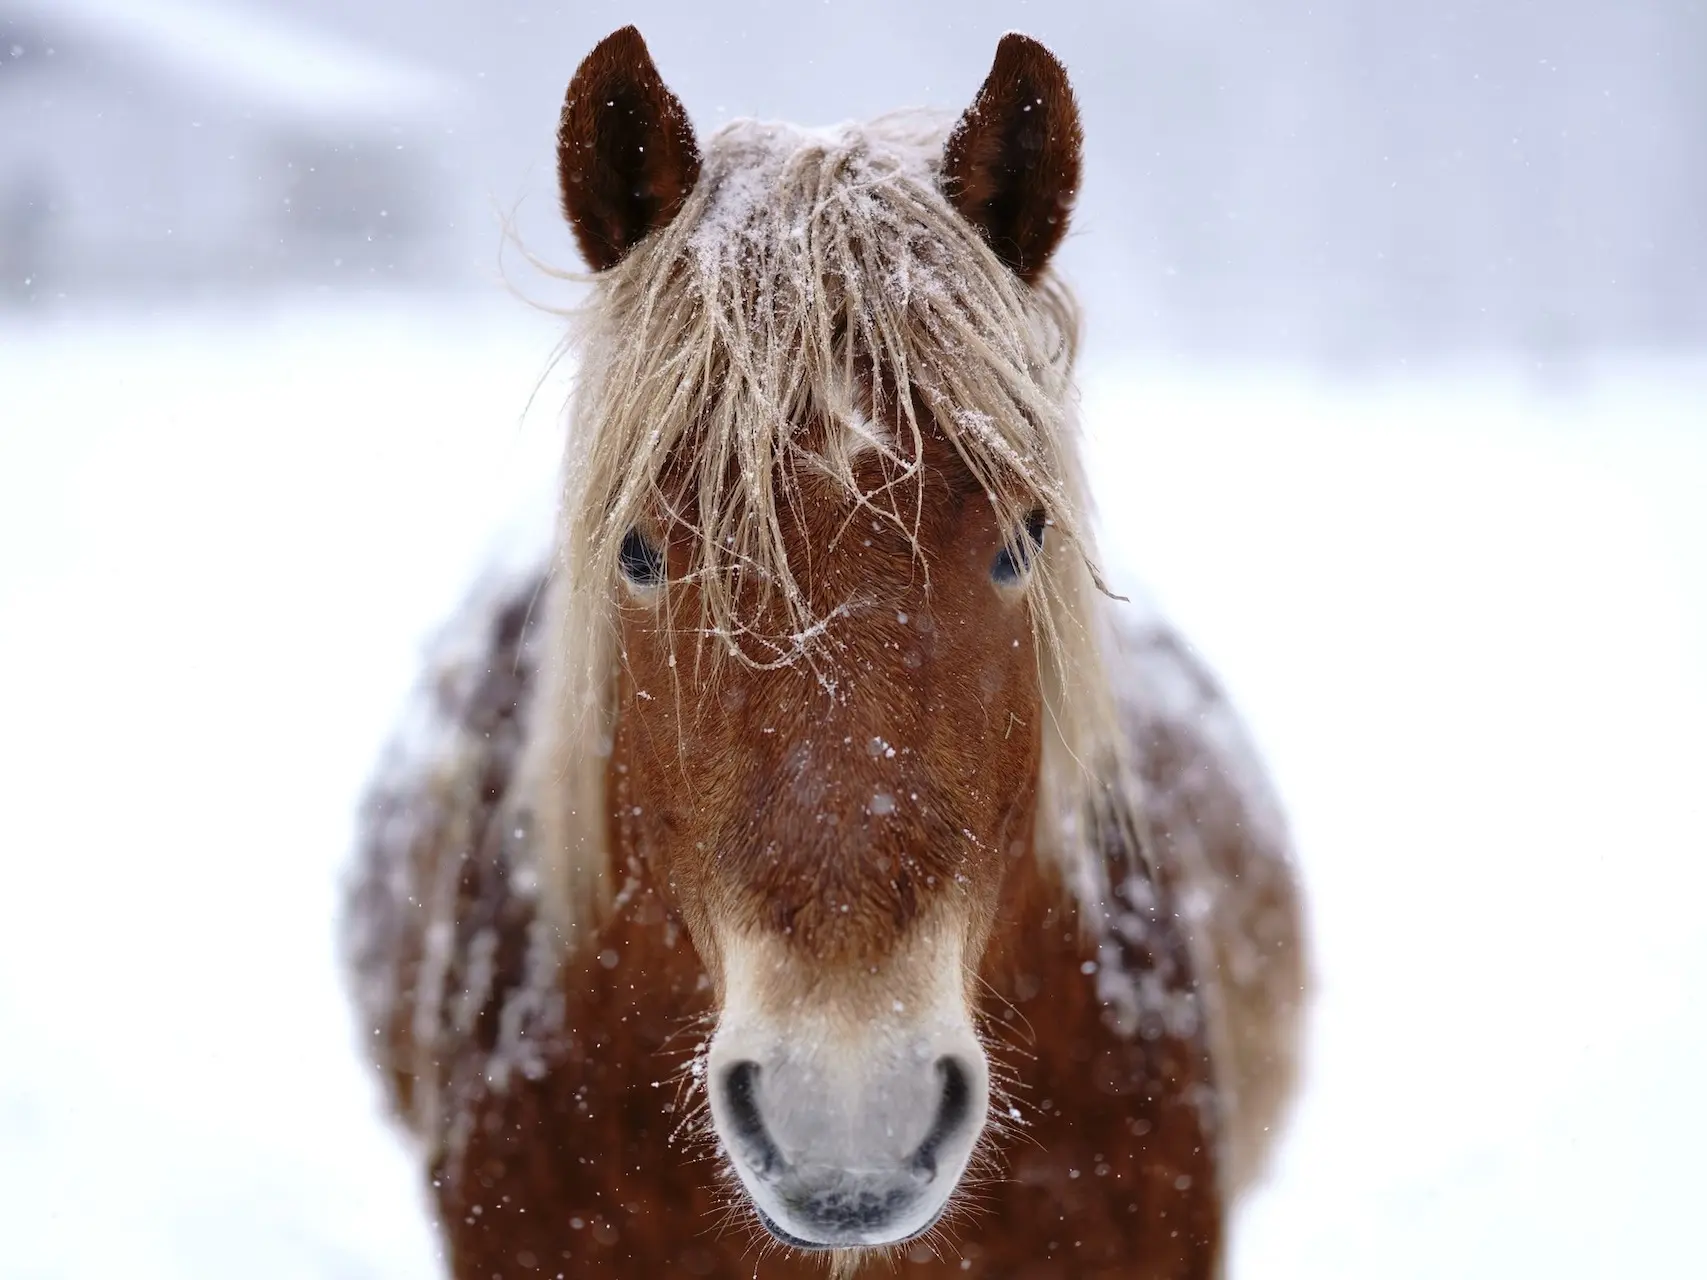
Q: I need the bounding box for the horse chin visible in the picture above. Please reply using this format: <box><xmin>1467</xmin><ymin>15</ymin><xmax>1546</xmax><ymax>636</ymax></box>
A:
<box><xmin>746</xmin><ymin>1189</ymin><xmax>949</xmax><ymax>1252</ymax></box>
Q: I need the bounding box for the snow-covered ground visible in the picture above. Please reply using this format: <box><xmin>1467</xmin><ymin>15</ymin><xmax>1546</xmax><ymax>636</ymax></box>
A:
<box><xmin>2</xmin><ymin>301</ymin><xmax>1702</xmax><ymax>1278</ymax></box>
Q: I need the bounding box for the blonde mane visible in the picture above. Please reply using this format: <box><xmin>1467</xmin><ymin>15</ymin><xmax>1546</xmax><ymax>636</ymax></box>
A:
<box><xmin>525</xmin><ymin>113</ymin><xmax>1141</xmax><ymax>946</ymax></box>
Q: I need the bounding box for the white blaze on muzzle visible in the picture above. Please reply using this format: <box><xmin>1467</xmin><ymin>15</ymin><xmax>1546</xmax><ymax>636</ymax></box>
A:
<box><xmin>706</xmin><ymin>934</ymin><xmax>990</xmax><ymax>1248</ymax></box>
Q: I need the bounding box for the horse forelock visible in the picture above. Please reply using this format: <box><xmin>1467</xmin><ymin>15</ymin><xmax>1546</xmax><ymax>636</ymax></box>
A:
<box><xmin>530</xmin><ymin>112</ymin><xmax>1144</xmax><ymax>946</ymax></box>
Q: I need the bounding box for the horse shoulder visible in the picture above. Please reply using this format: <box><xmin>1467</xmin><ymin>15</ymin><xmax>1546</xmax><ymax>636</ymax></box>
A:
<box><xmin>1116</xmin><ymin>617</ymin><xmax>1312</xmax><ymax>1198</ymax></box>
<box><xmin>972</xmin><ymin>822</ymin><xmax>1223</xmax><ymax>1275</ymax></box>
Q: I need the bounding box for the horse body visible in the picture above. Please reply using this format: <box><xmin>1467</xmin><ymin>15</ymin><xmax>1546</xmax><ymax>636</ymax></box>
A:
<box><xmin>343</xmin><ymin>27</ymin><xmax>1306</xmax><ymax>1278</ymax></box>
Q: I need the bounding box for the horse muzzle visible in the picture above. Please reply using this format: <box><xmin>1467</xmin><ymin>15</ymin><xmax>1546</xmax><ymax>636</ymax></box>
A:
<box><xmin>707</xmin><ymin>1020</ymin><xmax>989</xmax><ymax>1248</ymax></box>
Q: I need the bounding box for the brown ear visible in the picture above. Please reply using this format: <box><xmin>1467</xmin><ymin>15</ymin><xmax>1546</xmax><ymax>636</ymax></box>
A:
<box><xmin>557</xmin><ymin>26</ymin><xmax>700</xmax><ymax>272</ymax></box>
<box><xmin>941</xmin><ymin>33</ymin><xmax>1082</xmax><ymax>283</ymax></box>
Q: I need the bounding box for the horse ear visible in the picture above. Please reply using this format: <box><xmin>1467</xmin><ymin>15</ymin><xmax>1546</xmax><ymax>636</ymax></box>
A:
<box><xmin>941</xmin><ymin>33</ymin><xmax>1082</xmax><ymax>284</ymax></box>
<box><xmin>557</xmin><ymin>26</ymin><xmax>701</xmax><ymax>272</ymax></box>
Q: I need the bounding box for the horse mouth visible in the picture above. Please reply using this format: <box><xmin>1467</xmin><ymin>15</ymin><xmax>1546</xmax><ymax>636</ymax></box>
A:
<box><xmin>726</xmin><ymin>1120</ymin><xmax>955</xmax><ymax>1250</ymax></box>
<box><xmin>748</xmin><ymin>1191</ymin><xmax>949</xmax><ymax>1251</ymax></box>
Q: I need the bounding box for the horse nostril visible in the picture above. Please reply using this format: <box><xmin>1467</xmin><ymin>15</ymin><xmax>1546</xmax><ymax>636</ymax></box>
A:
<box><xmin>720</xmin><ymin>1061</ymin><xmax>786</xmax><ymax>1181</ymax></box>
<box><xmin>910</xmin><ymin>1055</ymin><xmax>974</xmax><ymax>1181</ymax></box>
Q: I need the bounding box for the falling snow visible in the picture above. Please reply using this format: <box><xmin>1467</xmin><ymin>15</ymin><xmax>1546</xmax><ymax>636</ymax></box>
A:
<box><xmin>1</xmin><ymin>303</ymin><xmax>1703</xmax><ymax>1278</ymax></box>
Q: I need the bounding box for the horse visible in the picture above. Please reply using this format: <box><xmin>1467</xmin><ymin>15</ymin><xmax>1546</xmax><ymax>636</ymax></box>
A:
<box><xmin>342</xmin><ymin>26</ymin><xmax>1308</xmax><ymax>1279</ymax></box>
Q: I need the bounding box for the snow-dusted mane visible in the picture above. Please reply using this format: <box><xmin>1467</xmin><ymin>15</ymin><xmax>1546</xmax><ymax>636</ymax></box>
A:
<box><xmin>528</xmin><ymin>113</ymin><xmax>1140</xmax><ymax>946</ymax></box>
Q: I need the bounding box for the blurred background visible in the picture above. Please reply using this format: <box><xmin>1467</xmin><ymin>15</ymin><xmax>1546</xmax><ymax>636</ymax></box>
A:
<box><xmin>2</xmin><ymin>0</ymin><xmax>1703</xmax><ymax>363</ymax></box>
<box><xmin>1</xmin><ymin>2</ymin><xmax>1704</xmax><ymax>1278</ymax></box>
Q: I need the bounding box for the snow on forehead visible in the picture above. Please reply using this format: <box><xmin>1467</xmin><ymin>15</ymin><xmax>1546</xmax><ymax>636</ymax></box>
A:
<box><xmin>686</xmin><ymin>115</ymin><xmax>952</xmax><ymax>267</ymax></box>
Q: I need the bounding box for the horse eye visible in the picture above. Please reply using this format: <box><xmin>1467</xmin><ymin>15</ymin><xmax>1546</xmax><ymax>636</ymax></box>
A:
<box><xmin>991</xmin><ymin>507</ymin><xmax>1047</xmax><ymax>585</ymax></box>
<box><xmin>618</xmin><ymin>528</ymin><xmax>665</xmax><ymax>586</ymax></box>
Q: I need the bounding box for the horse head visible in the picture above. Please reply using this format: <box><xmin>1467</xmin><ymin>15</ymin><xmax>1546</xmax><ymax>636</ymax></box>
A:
<box><xmin>552</xmin><ymin>25</ymin><xmax>1097</xmax><ymax>1251</ymax></box>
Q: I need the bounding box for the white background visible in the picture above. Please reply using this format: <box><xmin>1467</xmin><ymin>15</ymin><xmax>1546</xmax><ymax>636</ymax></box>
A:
<box><xmin>2</xmin><ymin>299</ymin><xmax>1702</xmax><ymax>1276</ymax></box>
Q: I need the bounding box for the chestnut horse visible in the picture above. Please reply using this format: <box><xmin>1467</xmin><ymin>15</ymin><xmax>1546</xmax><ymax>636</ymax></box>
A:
<box><xmin>343</xmin><ymin>27</ymin><xmax>1307</xmax><ymax>1279</ymax></box>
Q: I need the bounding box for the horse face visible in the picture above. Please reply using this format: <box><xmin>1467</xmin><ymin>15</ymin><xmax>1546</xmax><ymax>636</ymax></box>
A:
<box><xmin>559</xmin><ymin>21</ymin><xmax>1083</xmax><ymax>1254</ymax></box>
<box><xmin>609</xmin><ymin>434</ymin><xmax>1045</xmax><ymax>1247</ymax></box>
